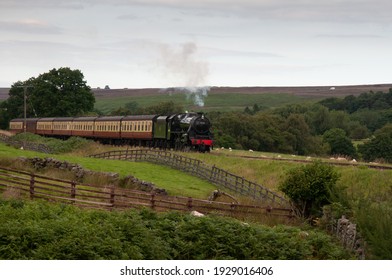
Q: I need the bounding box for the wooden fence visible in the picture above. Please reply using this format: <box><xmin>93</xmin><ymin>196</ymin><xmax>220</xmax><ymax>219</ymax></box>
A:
<box><xmin>0</xmin><ymin>166</ymin><xmax>294</xmax><ymax>219</ymax></box>
<box><xmin>89</xmin><ymin>149</ymin><xmax>289</xmax><ymax>207</ymax></box>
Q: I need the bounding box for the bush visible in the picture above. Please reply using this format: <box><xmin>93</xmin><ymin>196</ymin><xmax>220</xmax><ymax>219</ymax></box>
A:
<box><xmin>323</xmin><ymin>128</ymin><xmax>357</xmax><ymax>158</ymax></box>
<box><xmin>9</xmin><ymin>133</ymin><xmax>91</xmax><ymax>154</ymax></box>
<box><xmin>279</xmin><ymin>161</ymin><xmax>340</xmax><ymax>218</ymax></box>
<box><xmin>358</xmin><ymin>124</ymin><xmax>392</xmax><ymax>163</ymax></box>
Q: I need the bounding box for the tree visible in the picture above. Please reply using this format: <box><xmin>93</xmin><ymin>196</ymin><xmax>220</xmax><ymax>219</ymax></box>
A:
<box><xmin>305</xmin><ymin>104</ymin><xmax>331</xmax><ymax>135</ymax></box>
<box><xmin>141</xmin><ymin>101</ymin><xmax>184</xmax><ymax>115</ymax></box>
<box><xmin>0</xmin><ymin>102</ymin><xmax>9</xmax><ymax>129</ymax></box>
<box><xmin>282</xmin><ymin>114</ymin><xmax>312</xmax><ymax>155</ymax></box>
<box><xmin>279</xmin><ymin>161</ymin><xmax>340</xmax><ymax>218</ymax></box>
<box><xmin>323</xmin><ymin>128</ymin><xmax>356</xmax><ymax>157</ymax></box>
<box><xmin>4</xmin><ymin>67</ymin><xmax>95</xmax><ymax>121</ymax></box>
<box><xmin>110</xmin><ymin>101</ymin><xmax>140</xmax><ymax>116</ymax></box>
<box><xmin>358</xmin><ymin>124</ymin><xmax>392</xmax><ymax>163</ymax></box>
<box><xmin>347</xmin><ymin>121</ymin><xmax>370</xmax><ymax>139</ymax></box>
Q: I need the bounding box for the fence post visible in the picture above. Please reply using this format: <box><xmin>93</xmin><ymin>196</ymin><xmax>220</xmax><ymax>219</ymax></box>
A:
<box><xmin>110</xmin><ymin>185</ymin><xmax>115</xmax><ymax>209</ymax></box>
<box><xmin>187</xmin><ymin>197</ymin><xmax>193</xmax><ymax>210</ymax></box>
<box><xmin>71</xmin><ymin>181</ymin><xmax>76</xmax><ymax>203</ymax></box>
<box><xmin>210</xmin><ymin>165</ymin><xmax>216</xmax><ymax>180</ymax></box>
<box><xmin>230</xmin><ymin>202</ymin><xmax>236</xmax><ymax>215</ymax></box>
<box><xmin>151</xmin><ymin>193</ymin><xmax>155</xmax><ymax>210</ymax></box>
<box><xmin>29</xmin><ymin>174</ymin><xmax>35</xmax><ymax>199</ymax></box>
<box><xmin>266</xmin><ymin>205</ymin><xmax>272</xmax><ymax>215</ymax></box>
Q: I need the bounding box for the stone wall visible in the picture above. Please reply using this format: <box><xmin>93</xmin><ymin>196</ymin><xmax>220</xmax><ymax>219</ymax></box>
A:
<box><xmin>322</xmin><ymin>208</ymin><xmax>366</xmax><ymax>259</ymax></box>
<box><xmin>17</xmin><ymin>157</ymin><xmax>167</xmax><ymax>195</ymax></box>
<box><xmin>333</xmin><ymin>215</ymin><xmax>365</xmax><ymax>259</ymax></box>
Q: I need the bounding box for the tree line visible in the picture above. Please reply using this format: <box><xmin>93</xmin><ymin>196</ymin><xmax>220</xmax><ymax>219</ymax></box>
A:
<box><xmin>209</xmin><ymin>96</ymin><xmax>392</xmax><ymax>162</ymax></box>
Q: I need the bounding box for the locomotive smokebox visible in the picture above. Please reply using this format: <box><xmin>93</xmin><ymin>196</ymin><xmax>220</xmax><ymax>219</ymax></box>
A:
<box><xmin>191</xmin><ymin>114</ymin><xmax>211</xmax><ymax>134</ymax></box>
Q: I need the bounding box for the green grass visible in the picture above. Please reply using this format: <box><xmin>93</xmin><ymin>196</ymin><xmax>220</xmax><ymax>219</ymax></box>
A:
<box><xmin>0</xmin><ymin>142</ymin><xmax>217</xmax><ymax>199</ymax></box>
<box><xmin>180</xmin><ymin>148</ymin><xmax>392</xmax><ymax>200</ymax></box>
<box><xmin>95</xmin><ymin>93</ymin><xmax>188</xmax><ymax>114</ymax></box>
<box><xmin>203</xmin><ymin>92</ymin><xmax>317</xmax><ymax>111</ymax></box>
<box><xmin>94</xmin><ymin>92</ymin><xmax>319</xmax><ymax>114</ymax></box>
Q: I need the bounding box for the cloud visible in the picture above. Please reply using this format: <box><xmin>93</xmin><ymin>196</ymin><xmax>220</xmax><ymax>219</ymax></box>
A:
<box><xmin>104</xmin><ymin>0</ymin><xmax>392</xmax><ymax>24</ymax></box>
<box><xmin>117</xmin><ymin>14</ymin><xmax>141</xmax><ymax>21</ymax></box>
<box><xmin>0</xmin><ymin>0</ymin><xmax>84</xmax><ymax>9</ymax></box>
<box><xmin>0</xmin><ymin>20</ymin><xmax>63</xmax><ymax>35</ymax></box>
<box><xmin>315</xmin><ymin>34</ymin><xmax>383</xmax><ymax>39</ymax></box>
<box><xmin>205</xmin><ymin>47</ymin><xmax>283</xmax><ymax>58</ymax></box>
<box><xmin>2</xmin><ymin>0</ymin><xmax>390</xmax><ymax>24</ymax></box>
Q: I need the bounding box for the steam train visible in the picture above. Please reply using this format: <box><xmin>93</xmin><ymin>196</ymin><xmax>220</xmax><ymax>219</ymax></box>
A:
<box><xmin>9</xmin><ymin>112</ymin><xmax>213</xmax><ymax>152</ymax></box>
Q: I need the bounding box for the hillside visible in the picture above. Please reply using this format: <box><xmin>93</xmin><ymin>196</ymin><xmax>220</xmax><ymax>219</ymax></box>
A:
<box><xmin>2</xmin><ymin>84</ymin><xmax>391</xmax><ymax>100</ymax></box>
<box><xmin>94</xmin><ymin>84</ymin><xmax>392</xmax><ymax>113</ymax></box>
<box><xmin>92</xmin><ymin>84</ymin><xmax>392</xmax><ymax>98</ymax></box>
<box><xmin>2</xmin><ymin>84</ymin><xmax>391</xmax><ymax>113</ymax></box>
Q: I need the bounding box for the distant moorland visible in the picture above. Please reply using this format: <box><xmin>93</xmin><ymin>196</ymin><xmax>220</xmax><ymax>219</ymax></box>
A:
<box><xmin>2</xmin><ymin>84</ymin><xmax>392</xmax><ymax>113</ymax></box>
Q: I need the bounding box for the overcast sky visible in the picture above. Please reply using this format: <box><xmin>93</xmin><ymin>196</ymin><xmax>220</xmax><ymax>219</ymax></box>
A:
<box><xmin>0</xmin><ymin>0</ymin><xmax>391</xmax><ymax>89</ymax></box>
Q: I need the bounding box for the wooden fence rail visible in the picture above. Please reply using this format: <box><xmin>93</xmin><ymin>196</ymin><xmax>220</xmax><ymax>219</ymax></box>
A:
<box><xmin>0</xmin><ymin>166</ymin><xmax>294</xmax><ymax>219</ymax></box>
<box><xmin>89</xmin><ymin>149</ymin><xmax>289</xmax><ymax>207</ymax></box>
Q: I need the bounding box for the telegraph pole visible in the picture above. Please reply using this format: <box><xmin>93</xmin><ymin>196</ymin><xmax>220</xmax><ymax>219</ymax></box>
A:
<box><xmin>24</xmin><ymin>86</ymin><xmax>27</xmax><ymax>133</ymax></box>
<box><xmin>15</xmin><ymin>85</ymin><xmax>33</xmax><ymax>133</ymax></box>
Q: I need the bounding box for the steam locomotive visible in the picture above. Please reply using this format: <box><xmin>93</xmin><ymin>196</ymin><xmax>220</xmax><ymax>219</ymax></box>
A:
<box><xmin>9</xmin><ymin>112</ymin><xmax>213</xmax><ymax>152</ymax></box>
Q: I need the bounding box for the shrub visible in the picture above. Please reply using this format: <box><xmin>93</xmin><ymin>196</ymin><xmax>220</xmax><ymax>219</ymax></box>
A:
<box><xmin>278</xmin><ymin>161</ymin><xmax>340</xmax><ymax>218</ymax></box>
<box><xmin>9</xmin><ymin>133</ymin><xmax>91</xmax><ymax>154</ymax></box>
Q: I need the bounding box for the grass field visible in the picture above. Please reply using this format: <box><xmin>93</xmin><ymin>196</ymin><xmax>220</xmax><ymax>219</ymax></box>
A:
<box><xmin>180</xmin><ymin>148</ymin><xmax>392</xmax><ymax>201</ymax></box>
<box><xmin>0</xmin><ymin>142</ymin><xmax>217</xmax><ymax>199</ymax></box>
